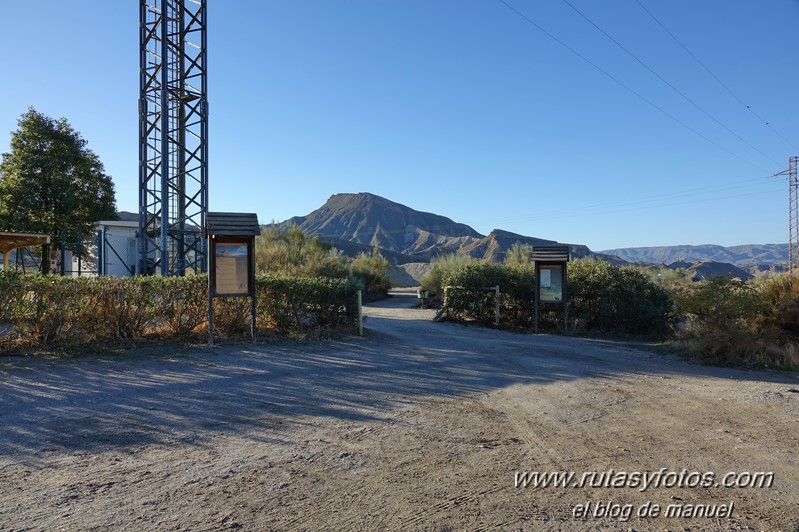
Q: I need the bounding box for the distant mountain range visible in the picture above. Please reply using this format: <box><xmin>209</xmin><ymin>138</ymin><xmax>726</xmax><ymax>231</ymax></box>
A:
<box><xmin>260</xmin><ymin>192</ymin><xmax>787</xmax><ymax>283</ymax></box>
<box><xmin>277</xmin><ymin>192</ymin><xmax>613</xmax><ymax>264</ymax></box>
<box><xmin>599</xmin><ymin>244</ymin><xmax>788</xmax><ymax>267</ymax></box>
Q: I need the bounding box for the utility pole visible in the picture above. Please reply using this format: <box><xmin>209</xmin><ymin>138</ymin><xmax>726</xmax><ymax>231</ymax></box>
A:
<box><xmin>138</xmin><ymin>0</ymin><xmax>208</xmax><ymax>276</ymax></box>
<box><xmin>775</xmin><ymin>156</ymin><xmax>799</xmax><ymax>274</ymax></box>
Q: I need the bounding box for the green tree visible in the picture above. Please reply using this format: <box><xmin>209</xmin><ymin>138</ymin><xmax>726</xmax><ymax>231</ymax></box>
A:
<box><xmin>0</xmin><ymin>108</ymin><xmax>117</xmax><ymax>272</ymax></box>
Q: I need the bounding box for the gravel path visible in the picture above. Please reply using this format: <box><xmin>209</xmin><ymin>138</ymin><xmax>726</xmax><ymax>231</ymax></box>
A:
<box><xmin>1</xmin><ymin>288</ymin><xmax>798</xmax><ymax>530</ymax></box>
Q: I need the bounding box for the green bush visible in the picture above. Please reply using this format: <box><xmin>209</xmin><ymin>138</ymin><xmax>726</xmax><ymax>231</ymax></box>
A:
<box><xmin>87</xmin><ymin>278</ymin><xmax>142</xmax><ymax>340</ymax></box>
<box><xmin>672</xmin><ymin>277</ymin><xmax>763</xmax><ymax>335</ymax></box>
<box><xmin>255</xmin><ymin>225</ymin><xmax>349</xmax><ymax>278</ymax></box>
<box><xmin>568</xmin><ymin>260</ymin><xmax>674</xmax><ymax>338</ymax></box>
<box><xmin>440</xmin><ymin>262</ymin><xmax>534</xmax><ymax>327</ymax></box>
<box><xmin>13</xmin><ymin>275</ymin><xmax>93</xmax><ymax>346</ymax></box>
<box><xmin>0</xmin><ymin>272</ymin><xmax>357</xmax><ymax>353</ymax></box>
<box><xmin>0</xmin><ymin>270</ymin><xmax>28</xmax><ymax>326</ymax></box>
<box><xmin>256</xmin><ymin>274</ymin><xmax>357</xmax><ymax>334</ymax></box>
<box><xmin>420</xmin><ymin>253</ymin><xmax>479</xmax><ymax>296</ymax></box>
<box><xmin>159</xmin><ymin>276</ymin><xmax>208</xmax><ymax>337</ymax></box>
<box><xmin>255</xmin><ymin>226</ymin><xmax>389</xmax><ymax>300</ymax></box>
<box><xmin>349</xmin><ymin>252</ymin><xmax>391</xmax><ymax>300</ymax></box>
<box><xmin>435</xmin><ymin>259</ymin><xmax>672</xmax><ymax>336</ymax></box>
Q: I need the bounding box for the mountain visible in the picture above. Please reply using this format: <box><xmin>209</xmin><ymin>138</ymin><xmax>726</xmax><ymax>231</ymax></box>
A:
<box><xmin>273</xmin><ymin>193</ymin><xmax>776</xmax><ymax>282</ymax></box>
<box><xmin>117</xmin><ymin>211</ymin><xmax>139</xmax><ymax>222</ymax></box>
<box><xmin>600</xmin><ymin>243</ymin><xmax>788</xmax><ymax>268</ymax></box>
<box><xmin>672</xmin><ymin>261</ymin><xmax>754</xmax><ymax>281</ymax></box>
<box><xmin>277</xmin><ymin>193</ymin><xmax>611</xmax><ymax>264</ymax></box>
<box><xmin>283</xmin><ymin>193</ymin><xmax>483</xmax><ymax>258</ymax></box>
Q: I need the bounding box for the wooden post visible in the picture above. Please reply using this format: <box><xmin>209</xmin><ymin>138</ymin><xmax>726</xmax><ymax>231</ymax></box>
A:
<box><xmin>208</xmin><ymin>233</ymin><xmax>214</xmax><ymax>347</ymax></box>
<box><xmin>357</xmin><ymin>290</ymin><xmax>363</xmax><ymax>336</ymax></box>
<box><xmin>563</xmin><ymin>265</ymin><xmax>569</xmax><ymax>334</ymax></box>
<box><xmin>2</xmin><ymin>251</ymin><xmax>7</xmax><ymax>271</ymax></box>
<box><xmin>208</xmin><ymin>296</ymin><xmax>215</xmax><ymax>347</ymax></box>
<box><xmin>251</xmin><ymin>288</ymin><xmax>257</xmax><ymax>344</ymax></box>
<box><xmin>494</xmin><ymin>285</ymin><xmax>500</xmax><ymax>325</ymax></box>
<box><xmin>251</xmin><ymin>238</ymin><xmax>257</xmax><ymax>344</ymax></box>
<box><xmin>534</xmin><ymin>263</ymin><xmax>540</xmax><ymax>334</ymax></box>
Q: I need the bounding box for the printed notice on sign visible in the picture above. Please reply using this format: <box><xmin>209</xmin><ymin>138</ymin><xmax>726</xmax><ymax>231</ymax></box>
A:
<box><xmin>216</xmin><ymin>243</ymin><xmax>249</xmax><ymax>294</ymax></box>
<box><xmin>540</xmin><ymin>266</ymin><xmax>563</xmax><ymax>301</ymax></box>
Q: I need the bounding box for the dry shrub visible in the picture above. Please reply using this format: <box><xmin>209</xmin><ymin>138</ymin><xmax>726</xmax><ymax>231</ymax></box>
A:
<box><xmin>673</xmin><ymin>275</ymin><xmax>799</xmax><ymax>370</ymax></box>
<box><xmin>213</xmin><ymin>297</ymin><xmax>253</xmax><ymax>339</ymax></box>
<box><xmin>0</xmin><ymin>273</ymin><xmax>357</xmax><ymax>354</ymax></box>
<box><xmin>159</xmin><ymin>276</ymin><xmax>207</xmax><ymax>338</ymax></box>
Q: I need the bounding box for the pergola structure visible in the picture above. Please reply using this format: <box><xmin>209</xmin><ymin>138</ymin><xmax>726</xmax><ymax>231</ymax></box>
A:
<box><xmin>0</xmin><ymin>232</ymin><xmax>50</xmax><ymax>270</ymax></box>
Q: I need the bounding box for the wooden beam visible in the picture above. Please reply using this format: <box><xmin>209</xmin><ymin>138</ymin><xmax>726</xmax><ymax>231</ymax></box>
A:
<box><xmin>0</xmin><ymin>233</ymin><xmax>51</xmax><ymax>268</ymax></box>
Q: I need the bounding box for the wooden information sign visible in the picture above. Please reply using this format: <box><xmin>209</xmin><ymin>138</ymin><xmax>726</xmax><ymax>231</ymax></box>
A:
<box><xmin>205</xmin><ymin>213</ymin><xmax>261</xmax><ymax>345</ymax></box>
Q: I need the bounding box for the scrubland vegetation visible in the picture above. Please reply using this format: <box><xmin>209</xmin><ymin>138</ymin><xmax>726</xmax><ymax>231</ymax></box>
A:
<box><xmin>0</xmin><ymin>272</ymin><xmax>357</xmax><ymax>351</ymax></box>
<box><xmin>2</xmin><ymin>228</ymin><xmax>797</xmax><ymax>370</ymax></box>
<box><xmin>256</xmin><ymin>226</ymin><xmax>391</xmax><ymax>300</ymax></box>
<box><xmin>0</xmin><ymin>227</ymin><xmax>394</xmax><ymax>352</ymax></box>
<box><xmin>422</xmin><ymin>244</ymin><xmax>799</xmax><ymax>370</ymax></box>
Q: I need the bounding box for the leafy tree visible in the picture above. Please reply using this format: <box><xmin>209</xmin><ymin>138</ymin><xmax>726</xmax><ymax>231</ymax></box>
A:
<box><xmin>0</xmin><ymin>108</ymin><xmax>117</xmax><ymax>272</ymax></box>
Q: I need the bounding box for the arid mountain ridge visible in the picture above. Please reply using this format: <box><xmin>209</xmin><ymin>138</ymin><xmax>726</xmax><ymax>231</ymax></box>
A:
<box><xmin>273</xmin><ymin>192</ymin><xmax>786</xmax><ymax>278</ymax></box>
<box><xmin>599</xmin><ymin>243</ymin><xmax>788</xmax><ymax>268</ymax></box>
<box><xmin>279</xmin><ymin>192</ymin><xmax>608</xmax><ymax>264</ymax></box>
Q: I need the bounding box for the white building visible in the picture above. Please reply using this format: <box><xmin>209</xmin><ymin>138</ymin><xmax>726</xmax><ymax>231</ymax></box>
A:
<box><xmin>65</xmin><ymin>220</ymin><xmax>138</xmax><ymax>276</ymax></box>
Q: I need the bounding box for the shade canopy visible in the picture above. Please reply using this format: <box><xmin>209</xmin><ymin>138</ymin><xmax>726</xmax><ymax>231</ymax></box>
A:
<box><xmin>530</xmin><ymin>245</ymin><xmax>570</xmax><ymax>262</ymax></box>
<box><xmin>205</xmin><ymin>212</ymin><xmax>261</xmax><ymax>237</ymax></box>
<box><xmin>0</xmin><ymin>232</ymin><xmax>51</xmax><ymax>270</ymax></box>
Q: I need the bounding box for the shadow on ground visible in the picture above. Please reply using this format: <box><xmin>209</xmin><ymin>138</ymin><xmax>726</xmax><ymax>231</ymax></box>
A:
<box><xmin>1</xmin><ymin>289</ymin><xmax>797</xmax><ymax>459</ymax></box>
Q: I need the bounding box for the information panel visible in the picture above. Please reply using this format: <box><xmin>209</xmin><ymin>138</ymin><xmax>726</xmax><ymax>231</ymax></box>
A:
<box><xmin>215</xmin><ymin>243</ymin><xmax>249</xmax><ymax>295</ymax></box>
<box><xmin>540</xmin><ymin>265</ymin><xmax>563</xmax><ymax>302</ymax></box>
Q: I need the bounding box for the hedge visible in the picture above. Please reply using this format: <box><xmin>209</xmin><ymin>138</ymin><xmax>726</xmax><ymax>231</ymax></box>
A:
<box><xmin>440</xmin><ymin>263</ymin><xmax>535</xmax><ymax>328</ymax></box>
<box><xmin>437</xmin><ymin>260</ymin><xmax>673</xmax><ymax>338</ymax></box>
<box><xmin>0</xmin><ymin>271</ymin><xmax>357</xmax><ymax>352</ymax></box>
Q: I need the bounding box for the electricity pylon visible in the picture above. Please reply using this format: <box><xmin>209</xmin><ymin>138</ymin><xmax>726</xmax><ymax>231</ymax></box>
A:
<box><xmin>138</xmin><ymin>0</ymin><xmax>208</xmax><ymax>276</ymax></box>
<box><xmin>775</xmin><ymin>156</ymin><xmax>799</xmax><ymax>274</ymax></box>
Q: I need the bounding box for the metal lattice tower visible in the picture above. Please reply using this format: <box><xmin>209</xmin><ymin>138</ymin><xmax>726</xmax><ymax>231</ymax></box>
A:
<box><xmin>789</xmin><ymin>156</ymin><xmax>799</xmax><ymax>274</ymax></box>
<box><xmin>139</xmin><ymin>0</ymin><xmax>208</xmax><ymax>276</ymax></box>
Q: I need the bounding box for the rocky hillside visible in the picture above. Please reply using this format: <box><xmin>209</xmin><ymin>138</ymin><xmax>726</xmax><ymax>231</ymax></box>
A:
<box><xmin>283</xmin><ymin>193</ymin><xmax>482</xmax><ymax>256</ymax></box>
<box><xmin>278</xmin><ymin>193</ymin><xmax>609</xmax><ymax>263</ymax></box>
<box><xmin>600</xmin><ymin>243</ymin><xmax>788</xmax><ymax>268</ymax></box>
<box><xmin>271</xmin><ymin>193</ymin><xmax>777</xmax><ymax>282</ymax></box>
<box><xmin>668</xmin><ymin>261</ymin><xmax>754</xmax><ymax>281</ymax></box>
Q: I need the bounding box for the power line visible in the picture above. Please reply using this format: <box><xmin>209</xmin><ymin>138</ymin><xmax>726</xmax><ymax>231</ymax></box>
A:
<box><xmin>634</xmin><ymin>0</ymin><xmax>799</xmax><ymax>153</ymax></box>
<box><xmin>488</xmin><ymin>188</ymin><xmax>780</xmax><ymax>225</ymax></box>
<box><xmin>561</xmin><ymin>0</ymin><xmax>783</xmax><ymax>168</ymax></box>
<box><xmin>494</xmin><ymin>0</ymin><xmax>771</xmax><ymax>173</ymax></box>
<box><xmin>476</xmin><ymin>175</ymin><xmax>781</xmax><ymax>225</ymax></box>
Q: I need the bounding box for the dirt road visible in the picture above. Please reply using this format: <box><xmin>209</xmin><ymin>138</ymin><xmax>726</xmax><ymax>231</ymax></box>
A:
<box><xmin>1</xmin><ymin>288</ymin><xmax>798</xmax><ymax>530</ymax></box>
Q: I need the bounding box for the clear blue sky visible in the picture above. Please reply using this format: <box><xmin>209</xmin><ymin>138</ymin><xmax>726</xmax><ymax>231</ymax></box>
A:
<box><xmin>1</xmin><ymin>1</ymin><xmax>796</xmax><ymax>250</ymax></box>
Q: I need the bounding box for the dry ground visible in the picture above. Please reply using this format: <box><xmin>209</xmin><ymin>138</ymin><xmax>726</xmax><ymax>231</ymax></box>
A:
<box><xmin>1</xmin><ymin>288</ymin><xmax>798</xmax><ymax>531</ymax></box>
